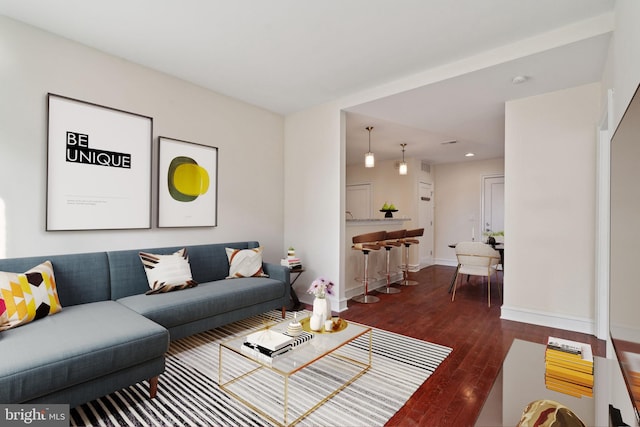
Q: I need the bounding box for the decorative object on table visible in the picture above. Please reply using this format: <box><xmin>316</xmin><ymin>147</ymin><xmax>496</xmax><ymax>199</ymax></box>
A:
<box><xmin>286</xmin><ymin>312</ymin><xmax>303</xmax><ymax>336</ymax></box>
<box><xmin>483</xmin><ymin>231</ymin><xmax>504</xmax><ymax>248</ymax></box>
<box><xmin>380</xmin><ymin>202</ymin><xmax>398</xmax><ymax>218</ymax></box>
<box><xmin>301</xmin><ymin>316</ymin><xmax>348</xmax><ymax>334</ymax></box>
<box><xmin>289</xmin><ymin>330</ymin><xmax>314</xmax><ymax>346</ymax></box>
<box><xmin>245</xmin><ymin>328</ymin><xmax>293</xmax><ymax>352</ymax></box>
<box><xmin>309</xmin><ymin>313</ymin><xmax>323</xmax><ymax>331</ymax></box>
<box><xmin>281</xmin><ymin>246</ymin><xmax>302</xmax><ymax>269</ymax></box>
<box><xmin>517</xmin><ymin>399</ymin><xmax>586</xmax><ymax>427</ymax></box>
<box><xmin>158</xmin><ymin>136</ymin><xmax>218</xmax><ymax>227</ymax></box>
<box><xmin>46</xmin><ymin>93</ymin><xmax>152</xmax><ymax>231</ymax></box>
<box><xmin>281</xmin><ymin>255</ymin><xmax>301</xmax><ymax>269</ymax></box>
<box><xmin>544</xmin><ymin>336</ymin><xmax>593</xmax><ymax>398</ymax></box>
<box><xmin>308</xmin><ymin>277</ymin><xmax>334</xmax><ymax>330</ymax></box>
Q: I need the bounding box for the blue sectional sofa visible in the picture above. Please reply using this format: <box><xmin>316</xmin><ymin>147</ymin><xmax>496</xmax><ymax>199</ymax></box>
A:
<box><xmin>0</xmin><ymin>241</ymin><xmax>290</xmax><ymax>408</ymax></box>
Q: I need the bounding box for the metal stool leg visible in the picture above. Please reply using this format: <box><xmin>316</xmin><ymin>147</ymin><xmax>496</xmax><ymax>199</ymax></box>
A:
<box><xmin>399</xmin><ymin>243</ymin><xmax>418</xmax><ymax>286</ymax></box>
<box><xmin>378</xmin><ymin>246</ymin><xmax>401</xmax><ymax>294</ymax></box>
<box><xmin>352</xmin><ymin>249</ymin><xmax>380</xmax><ymax>303</ymax></box>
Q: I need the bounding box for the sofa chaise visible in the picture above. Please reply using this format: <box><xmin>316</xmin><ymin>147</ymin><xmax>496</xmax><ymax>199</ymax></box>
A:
<box><xmin>0</xmin><ymin>241</ymin><xmax>290</xmax><ymax>408</ymax></box>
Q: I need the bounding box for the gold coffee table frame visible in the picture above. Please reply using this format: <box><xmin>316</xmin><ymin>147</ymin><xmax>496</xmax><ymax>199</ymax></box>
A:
<box><xmin>218</xmin><ymin>318</ymin><xmax>372</xmax><ymax>426</ymax></box>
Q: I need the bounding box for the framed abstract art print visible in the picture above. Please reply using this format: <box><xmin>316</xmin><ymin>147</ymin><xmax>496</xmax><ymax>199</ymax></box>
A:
<box><xmin>158</xmin><ymin>136</ymin><xmax>218</xmax><ymax>227</ymax></box>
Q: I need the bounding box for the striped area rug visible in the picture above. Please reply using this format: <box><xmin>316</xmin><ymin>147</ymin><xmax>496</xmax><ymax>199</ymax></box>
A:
<box><xmin>70</xmin><ymin>311</ymin><xmax>451</xmax><ymax>426</ymax></box>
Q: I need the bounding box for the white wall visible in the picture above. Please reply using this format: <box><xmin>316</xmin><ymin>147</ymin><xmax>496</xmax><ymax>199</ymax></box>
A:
<box><xmin>433</xmin><ymin>158</ymin><xmax>505</xmax><ymax>265</ymax></box>
<box><xmin>610</xmin><ymin>0</ymin><xmax>640</xmax><ymax>128</ymax></box>
<box><xmin>502</xmin><ymin>83</ymin><xmax>601</xmax><ymax>332</ymax></box>
<box><xmin>283</xmin><ymin>104</ymin><xmax>343</xmax><ymax>307</ymax></box>
<box><xmin>0</xmin><ymin>17</ymin><xmax>285</xmax><ymax>261</ymax></box>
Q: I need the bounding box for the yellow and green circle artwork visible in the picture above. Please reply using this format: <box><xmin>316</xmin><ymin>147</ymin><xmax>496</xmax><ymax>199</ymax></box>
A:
<box><xmin>168</xmin><ymin>156</ymin><xmax>210</xmax><ymax>202</ymax></box>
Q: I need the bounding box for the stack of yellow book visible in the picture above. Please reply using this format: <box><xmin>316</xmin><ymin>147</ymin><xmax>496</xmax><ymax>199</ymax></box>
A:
<box><xmin>545</xmin><ymin>336</ymin><xmax>594</xmax><ymax>398</ymax></box>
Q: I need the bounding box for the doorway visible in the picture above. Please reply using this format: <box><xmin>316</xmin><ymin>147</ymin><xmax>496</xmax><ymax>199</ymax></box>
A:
<box><xmin>418</xmin><ymin>182</ymin><xmax>434</xmax><ymax>266</ymax></box>
<box><xmin>346</xmin><ymin>183</ymin><xmax>372</xmax><ymax>219</ymax></box>
<box><xmin>481</xmin><ymin>175</ymin><xmax>504</xmax><ymax>240</ymax></box>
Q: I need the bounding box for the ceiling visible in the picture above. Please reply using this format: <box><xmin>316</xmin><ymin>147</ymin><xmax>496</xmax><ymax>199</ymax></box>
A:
<box><xmin>0</xmin><ymin>0</ymin><xmax>616</xmax><ymax>165</ymax></box>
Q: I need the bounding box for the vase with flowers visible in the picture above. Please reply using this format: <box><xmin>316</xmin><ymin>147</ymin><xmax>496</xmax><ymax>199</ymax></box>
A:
<box><xmin>307</xmin><ymin>277</ymin><xmax>334</xmax><ymax>331</ymax></box>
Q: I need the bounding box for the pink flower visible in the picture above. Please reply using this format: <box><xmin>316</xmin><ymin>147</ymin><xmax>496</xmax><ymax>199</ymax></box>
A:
<box><xmin>307</xmin><ymin>277</ymin><xmax>334</xmax><ymax>298</ymax></box>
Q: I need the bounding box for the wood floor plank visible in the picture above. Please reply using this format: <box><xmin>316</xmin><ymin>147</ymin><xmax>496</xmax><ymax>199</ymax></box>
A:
<box><xmin>332</xmin><ymin>265</ymin><xmax>605</xmax><ymax>427</ymax></box>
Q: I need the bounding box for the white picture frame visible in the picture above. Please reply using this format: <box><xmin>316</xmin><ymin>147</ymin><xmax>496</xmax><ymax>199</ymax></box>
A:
<box><xmin>158</xmin><ymin>136</ymin><xmax>218</xmax><ymax>227</ymax></box>
<box><xmin>46</xmin><ymin>94</ymin><xmax>152</xmax><ymax>231</ymax></box>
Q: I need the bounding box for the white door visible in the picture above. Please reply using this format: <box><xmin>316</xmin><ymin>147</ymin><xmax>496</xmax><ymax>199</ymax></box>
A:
<box><xmin>346</xmin><ymin>184</ymin><xmax>372</xmax><ymax>219</ymax></box>
<box><xmin>482</xmin><ymin>175</ymin><xmax>505</xmax><ymax>240</ymax></box>
<box><xmin>418</xmin><ymin>182</ymin><xmax>434</xmax><ymax>266</ymax></box>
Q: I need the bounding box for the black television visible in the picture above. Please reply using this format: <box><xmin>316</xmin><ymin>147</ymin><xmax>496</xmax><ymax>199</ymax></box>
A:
<box><xmin>610</xmin><ymin>82</ymin><xmax>640</xmax><ymax>425</ymax></box>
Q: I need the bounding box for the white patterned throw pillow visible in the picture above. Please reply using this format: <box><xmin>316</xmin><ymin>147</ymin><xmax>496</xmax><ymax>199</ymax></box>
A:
<box><xmin>225</xmin><ymin>247</ymin><xmax>268</xmax><ymax>279</ymax></box>
<box><xmin>139</xmin><ymin>248</ymin><xmax>198</xmax><ymax>295</ymax></box>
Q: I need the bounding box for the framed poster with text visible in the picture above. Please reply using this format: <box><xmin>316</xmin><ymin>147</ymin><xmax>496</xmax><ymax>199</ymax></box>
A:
<box><xmin>46</xmin><ymin>94</ymin><xmax>152</xmax><ymax>230</ymax></box>
<box><xmin>158</xmin><ymin>137</ymin><xmax>218</xmax><ymax>227</ymax></box>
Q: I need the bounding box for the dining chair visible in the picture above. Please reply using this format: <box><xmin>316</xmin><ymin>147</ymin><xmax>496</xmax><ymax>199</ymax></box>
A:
<box><xmin>451</xmin><ymin>241</ymin><xmax>501</xmax><ymax>307</ymax></box>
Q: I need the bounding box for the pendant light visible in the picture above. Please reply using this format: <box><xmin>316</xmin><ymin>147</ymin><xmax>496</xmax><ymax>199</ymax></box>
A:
<box><xmin>364</xmin><ymin>126</ymin><xmax>375</xmax><ymax>168</ymax></box>
<box><xmin>399</xmin><ymin>143</ymin><xmax>408</xmax><ymax>175</ymax></box>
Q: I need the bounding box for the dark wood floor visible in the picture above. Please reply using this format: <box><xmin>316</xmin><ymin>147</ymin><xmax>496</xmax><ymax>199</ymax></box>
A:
<box><xmin>334</xmin><ymin>265</ymin><xmax>606</xmax><ymax>427</ymax></box>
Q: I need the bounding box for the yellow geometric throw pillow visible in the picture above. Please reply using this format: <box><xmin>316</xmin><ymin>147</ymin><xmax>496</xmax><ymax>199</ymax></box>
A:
<box><xmin>0</xmin><ymin>261</ymin><xmax>62</xmax><ymax>330</ymax></box>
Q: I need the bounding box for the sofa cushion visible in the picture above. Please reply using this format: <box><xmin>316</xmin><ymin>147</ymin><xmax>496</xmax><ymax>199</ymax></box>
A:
<box><xmin>117</xmin><ymin>277</ymin><xmax>285</xmax><ymax>329</ymax></box>
<box><xmin>139</xmin><ymin>248</ymin><xmax>198</xmax><ymax>294</ymax></box>
<box><xmin>108</xmin><ymin>242</ymin><xmax>260</xmax><ymax>300</ymax></box>
<box><xmin>225</xmin><ymin>247</ymin><xmax>268</xmax><ymax>278</ymax></box>
<box><xmin>0</xmin><ymin>252</ymin><xmax>110</xmax><ymax>307</ymax></box>
<box><xmin>0</xmin><ymin>261</ymin><xmax>62</xmax><ymax>330</ymax></box>
<box><xmin>0</xmin><ymin>301</ymin><xmax>169</xmax><ymax>403</ymax></box>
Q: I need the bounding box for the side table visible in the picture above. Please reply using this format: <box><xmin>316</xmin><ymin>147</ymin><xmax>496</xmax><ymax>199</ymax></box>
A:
<box><xmin>288</xmin><ymin>266</ymin><xmax>305</xmax><ymax>311</ymax></box>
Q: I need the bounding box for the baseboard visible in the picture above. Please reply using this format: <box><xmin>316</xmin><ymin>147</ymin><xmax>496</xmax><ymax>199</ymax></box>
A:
<box><xmin>500</xmin><ymin>305</ymin><xmax>596</xmax><ymax>336</ymax></box>
<box><xmin>408</xmin><ymin>263</ymin><xmax>420</xmax><ymax>272</ymax></box>
<box><xmin>435</xmin><ymin>258</ymin><xmax>457</xmax><ymax>267</ymax></box>
<box><xmin>337</xmin><ymin>273</ymin><xmax>404</xmax><ymax>312</ymax></box>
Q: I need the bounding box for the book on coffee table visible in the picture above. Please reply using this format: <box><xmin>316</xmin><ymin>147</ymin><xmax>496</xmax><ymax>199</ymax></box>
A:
<box><xmin>246</xmin><ymin>329</ymin><xmax>293</xmax><ymax>352</ymax></box>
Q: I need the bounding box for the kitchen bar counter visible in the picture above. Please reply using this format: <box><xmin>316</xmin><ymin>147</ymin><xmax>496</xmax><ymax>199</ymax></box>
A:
<box><xmin>346</xmin><ymin>218</ymin><xmax>410</xmax><ymax>224</ymax></box>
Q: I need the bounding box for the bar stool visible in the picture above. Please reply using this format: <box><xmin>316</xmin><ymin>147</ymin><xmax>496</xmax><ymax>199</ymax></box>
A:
<box><xmin>397</xmin><ymin>228</ymin><xmax>424</xmax><ymax>286</ymax></box>
<box><xmin>377</xmin><ymin>229</ymin><xmax>406</xmax><ymax>294</ymax></box>
<box><xmin>352</xmin><ymin>230</ymin><xmax>386</xmax><ymax>304</ymax></box>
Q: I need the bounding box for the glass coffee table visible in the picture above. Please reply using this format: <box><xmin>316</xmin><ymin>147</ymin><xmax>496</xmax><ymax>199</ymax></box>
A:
<box><xmin>218</xmin><ymin>317</ymin><xmax>372</xmax><ymax>426</ymax></box>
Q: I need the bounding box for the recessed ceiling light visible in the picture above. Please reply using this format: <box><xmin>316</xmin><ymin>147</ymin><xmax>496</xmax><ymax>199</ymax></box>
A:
<box><xmin>512</xmin><ymin>75</ymin><xmax>529</xmax><ymax>84</ymax></box>
<box><xmin>465</xmin><ymin>152</ymin><xmax>475</xmax><ymax>157</ymax></box>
